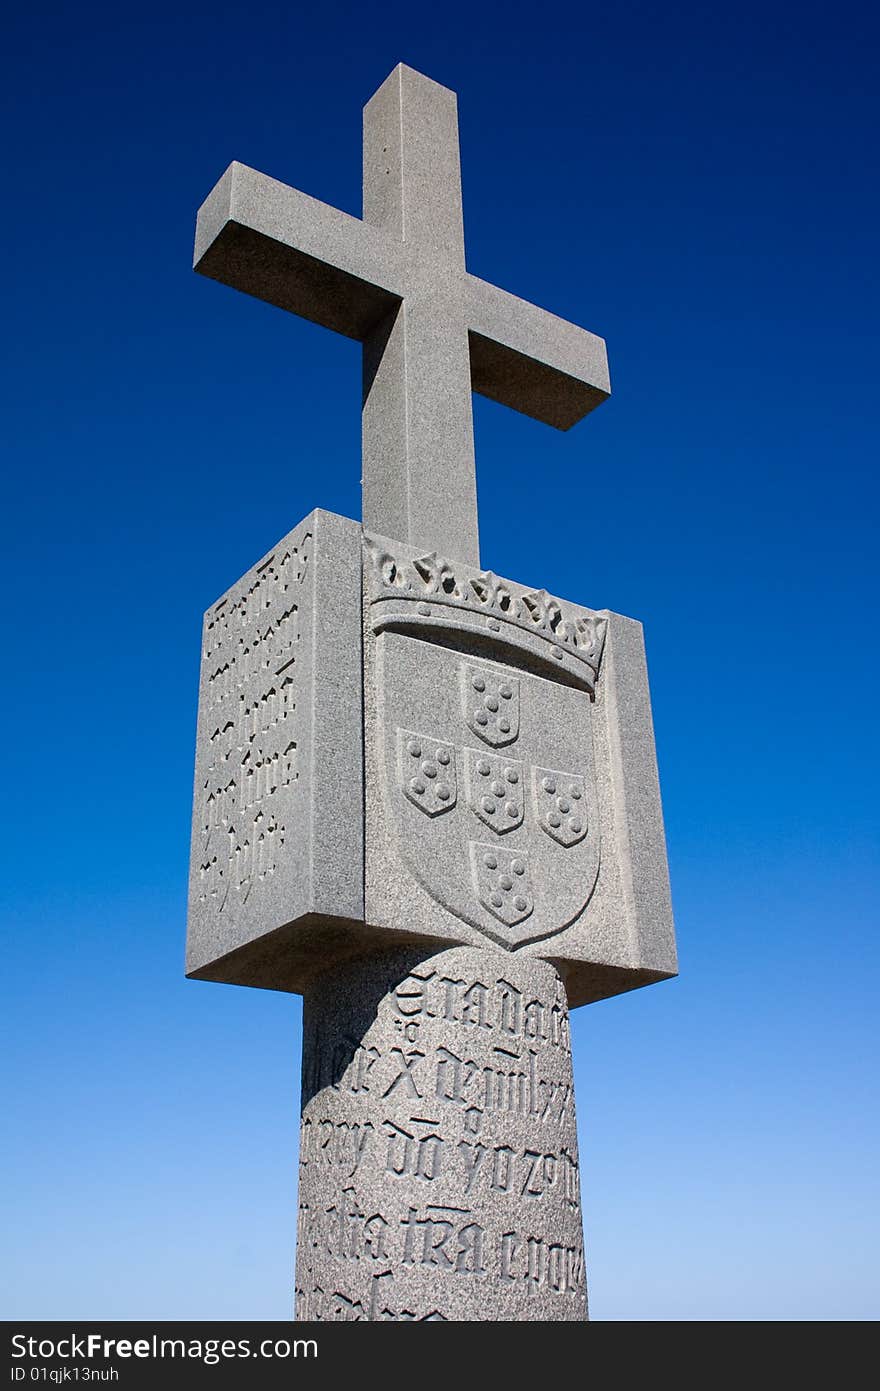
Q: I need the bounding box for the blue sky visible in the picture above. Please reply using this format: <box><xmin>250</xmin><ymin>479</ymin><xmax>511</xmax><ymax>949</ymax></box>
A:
<box><xmin>2</xmin><ymin>0</ymin><xmax>877</xmax><ymax>1320</ymax></box>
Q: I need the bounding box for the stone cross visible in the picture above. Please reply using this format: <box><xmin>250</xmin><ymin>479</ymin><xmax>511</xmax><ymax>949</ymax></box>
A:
<box><xmin>187</xmin><ymin>64</ymin><xmax>676</xmax><ymax>1322</ymax></box>
<box><xmin>193</xmin><ymin>64</ymin><xmax>609</xmax><ymax>568</ymax></box>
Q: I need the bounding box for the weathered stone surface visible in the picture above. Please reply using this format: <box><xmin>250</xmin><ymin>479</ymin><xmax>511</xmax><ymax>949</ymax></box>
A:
<box><xmin>187</xmin><ymin>61</ymin><xmax>677</xmax><ymax>1323</ymax></box>
<box><xmin>186</xmin><ymin>509</ymin><xmax>364</xmax><ymax>990</ymax></box>
<box><xmin>186</xmin><ymin>521</ymin><xmax>675</xmax><ymax>1004</ymax></box>
<box><xmin>295</xmin><ymin>946</ymin><xmax>586</xmax><ymax>1321</ymax></box>
<box><xmin>194</xmin><ymin>64</ymin><xmax>610</xmax><ymax>568</ymax></box>
<box><xmin>363</xmin><ymin>533</ymin><xmax>676</xmax><ymax>1006</ymax></box>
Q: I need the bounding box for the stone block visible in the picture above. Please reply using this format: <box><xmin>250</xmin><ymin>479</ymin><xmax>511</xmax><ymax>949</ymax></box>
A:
<box><xmin>185</xmin><ymin>508</ymin><xmax>364</xmax><ymax>992</ymax></box>
<box><xmin>363</xmin><ymin>533</ymin><xmax>676</xmax><ymax>1008</ymax></box>
<box><xmin>187</xmin><ymin>514</ymin><xmax>675</xmax><ymax>1009</ymax></box>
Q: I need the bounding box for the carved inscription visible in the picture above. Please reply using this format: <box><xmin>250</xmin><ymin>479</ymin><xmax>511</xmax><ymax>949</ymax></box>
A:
<box><xmin>300</xmin><ymin>1118</ymin><xmax>374</xmax><ymax>1177</ymax></box>
<box><xmin>384</xmin><ymin>1121</ymin><xmax>443</xmax><ymax>1180</ymax></box>
<box><xmin>196</xmin><ymin>534</ymin><xmax>311</xmax><ymax>909</ymax></box>
<box><xmin>296</xmin><ymin>949</ymin><xmax>586</xmax><ymax>1321</ymax></box>
<box><xmin>500</xmin><ymin>1231</ymin><xmax>585</xmax><ymax>1294</ymax></box>
<box><xmin>295</xmin><ymin>1270</ymin><xmax>448</xmax><ymax>1322</ymax></box>
<box><xmin>457</xmin><ymin>1140</ymin><xmax>580</xmax><ymax>1205</ymax></box>
<box><xmin>296</xmin><ymin>1196</ymin><xmax>584</xmax><ymax>1310</ymax></box>
<box><xmin>391</xmin><ymin>968</ymin><xmax>572</xmax><ymax>1052</ymax></box>
<box><xmin>401</xmin><ymin>1207</ymin><xmax>487</xmax><ymax>1272</ymax></box>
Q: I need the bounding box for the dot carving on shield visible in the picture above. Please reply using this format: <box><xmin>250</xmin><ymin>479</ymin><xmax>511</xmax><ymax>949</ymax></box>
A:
<box><xmin>465</xmin><ymin>747</ymin><xmax>524</xmax><ymax>833</ymax></box>
<box><xmin>470</xmin><ymin>842</ymin><xmax>533</xmax><ymax>928</ymax></box>
<box><xmin>532</xmin><ymin>766</ymin><xmax>588</xmax><ymax>846</ymax></box>
<box><xmin>398</xmin><ymin>729</ymin><xmax>457</xmax><ymax>816</ymax></box>
<box><xmin>460</xmin><ymin>663</ymin><xmax>519</xmax><ymax>747</ymax></box>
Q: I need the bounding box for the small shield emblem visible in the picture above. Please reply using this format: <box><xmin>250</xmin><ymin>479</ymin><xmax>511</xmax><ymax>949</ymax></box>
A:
<box><xmin>470</xmin><ymin>841</ymin><xmax>533</xmax><ymax>926</ymax></box>
<box><xmin>532</xmin><ymin>766</ymin><xmax>588</xmax><ymax>846</ymax></box>
<box><xmin>464</xmin><ymin>747</ymin><xmax>524</xmax><ymax>833</ymax></box>
<box><xmin>398</xmin><ymin>729</ymin><xmax>457</xmax><ymax>817</ymax></box>
<box><xmin>461</xmin><ymin>663</ymin><xmax>519</xmax><ymax>747</ymax></box>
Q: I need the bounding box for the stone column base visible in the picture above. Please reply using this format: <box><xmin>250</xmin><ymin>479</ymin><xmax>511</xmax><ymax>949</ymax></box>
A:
<box><xmin>295</xmin><ymin>945</ymin><xmax>587</xmax><ymax>1321</ymax></box>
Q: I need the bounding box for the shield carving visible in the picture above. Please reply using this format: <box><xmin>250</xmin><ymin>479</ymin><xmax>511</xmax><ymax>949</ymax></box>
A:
<box><xmin>470</xmin><ymin>842</ymin><xmax>533</xmax><ymax>928</ymax></box>
<box><xmin>460</xmin><ymin>663</ymin><xmax>519</xmax><ymax>747</ymax></box>
<box><xmin>464</xmin><ymin>747</ymin><xmax>524</xmax><ymax>833</ymax></box>
<box><xmin>377</xmin><ymin>635</ymin><xmax>601</xmax><ymax>950</ymax></box>
<box><xmin>532</xmin><ymin>767</ymin><xmax>588</xmax><ymax>846</ymax></box>
<box><xmin>398</xmin><ymin>729</ymin><xmax>457</xmax><ymax>816</ymax></box>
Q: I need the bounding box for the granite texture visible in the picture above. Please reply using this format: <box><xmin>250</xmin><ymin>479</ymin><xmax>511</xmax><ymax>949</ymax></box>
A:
<box><xmin>363</xmin><ymin>532</ymin><xmax>677</xmax><ymax>1006</ymax></box>
<box><xmin>186</xmin><ymin>520</ymin><xmax>676</xmax><ymax>1005</ymax></box>
<box><xmin>193</xmin><ymin>64</ymin><xmax>610</xmax><ymax>569</ymax></box>
<box><xmin>295</xmin><ymin>946</ymin><xmax>586</xmax><ymax>1321</ymax></box>
<box><xmin>185</xmin><ymin>509</ymin><xmax>364</xmax><ymax>989</ymax></box>
<box><xmin>186</xmin><ymin>521</ymin><xmax>676</xmax><ymax>1004</ymax></box>
<box><xmin>188</xmin><ymin>62</ymin><xmax>678</xmax><ymax>1325</ymax></box>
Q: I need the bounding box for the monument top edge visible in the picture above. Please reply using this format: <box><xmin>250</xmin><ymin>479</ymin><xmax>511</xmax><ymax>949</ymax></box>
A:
<box><xmin>198</xmin><ymin>507</ymin><xmax>627</xmax><ymax>643</ymax></box>
<box><xmin>372</xmin><ymin>61</ymin><xmax>459</xmax><ymax>100</ymax></box>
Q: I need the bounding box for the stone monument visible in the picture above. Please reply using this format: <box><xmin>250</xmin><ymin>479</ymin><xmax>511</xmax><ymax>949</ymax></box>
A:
<box><xmin>187</xmin><ymin>63</ymin><xmax>676</xmax><ymax>1322</ymax></box>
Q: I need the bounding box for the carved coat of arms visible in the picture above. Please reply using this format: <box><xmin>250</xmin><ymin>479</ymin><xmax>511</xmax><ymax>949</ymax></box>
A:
<box><xmin>368</xmin><ymin>543</ymin><xmax>606</xmax><ymax>949</ymax></box>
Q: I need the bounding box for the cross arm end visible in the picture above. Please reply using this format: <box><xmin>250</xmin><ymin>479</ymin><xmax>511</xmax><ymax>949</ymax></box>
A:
<box><xmin>194</xmin><ymin>161</ymin><xmax>246</xmax><ymax>268</ymax></box>
<box><xmin>466</xmin><ymin>276</ymin><xmax>611</xmax><ymax>430</ymax></box>
<box><xmin>192</xmin><ymin>162</ymin><xmax>402</xmax><ymax>341</ymax></box>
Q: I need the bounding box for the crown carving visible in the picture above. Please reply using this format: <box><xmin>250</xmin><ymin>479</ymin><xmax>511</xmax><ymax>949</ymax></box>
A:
<box><xmin>365</xmin><ymin>538</ymin><xmax>607</xmax><ymax>690</ymax></box>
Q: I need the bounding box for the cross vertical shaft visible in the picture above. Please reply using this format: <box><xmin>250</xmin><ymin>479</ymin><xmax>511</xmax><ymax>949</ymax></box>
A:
<box><xmin>188</xmin><ymin>62</ymin><xmax>676</xmax><ymax>1326</ymax></box>
<box><xmin>193</xmin><ymin>63</ymin><xmax>611</xmax><ymax>570</ymax></box>
<box><xmin>362</xmin><ymin>67</ymin><xmax>479</xmax><ymax>566</ymax></box>
<box><xmin>362</xmin><ymin>65</ymin><xmax>465</xmax><ymax>260</ymax></box>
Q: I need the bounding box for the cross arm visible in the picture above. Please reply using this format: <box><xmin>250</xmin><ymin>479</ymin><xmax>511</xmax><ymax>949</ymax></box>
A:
<box><xmin>464</xmin><ymin>275</ymin><xmax>611</xmax><ymax>431</ymax></box>
<box><xmin>193</xmin><ymin>162</ymin><xmax>405</xmax><ymax>341</ymax></box>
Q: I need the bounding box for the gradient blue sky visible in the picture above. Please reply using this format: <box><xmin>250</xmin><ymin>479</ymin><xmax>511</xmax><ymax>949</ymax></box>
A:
<box><xmin>2</xmin><ymin>0</ymin><xmax>877</xmax><ymax>1321</ymax></box>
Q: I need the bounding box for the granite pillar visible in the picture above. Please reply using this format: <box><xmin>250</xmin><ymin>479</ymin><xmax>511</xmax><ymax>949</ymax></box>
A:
<box><xmin>186</xmin><ymin>62</ymin><xmax>677</xmax><ymax>1323</ymax></box>
<box><xmin>295</xmin><ymin>946</ymin><xmax>586</xmax><ymax>1321</ymax></box>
